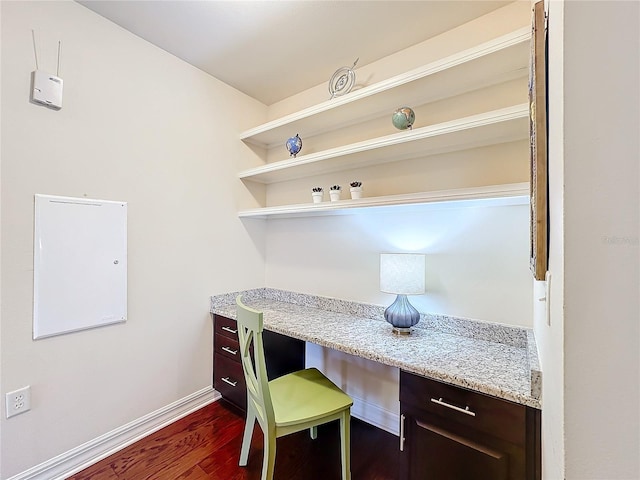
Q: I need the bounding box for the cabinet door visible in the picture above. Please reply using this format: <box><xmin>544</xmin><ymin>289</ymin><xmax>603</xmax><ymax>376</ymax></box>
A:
<box><xmin>214</xmin><ymin>353</ymin><xmax>247</xmax><ymax>411</ymax></box>
<box><xmin>403</xmin><ymin>411</ymin><xmax>509</xmax><ymax>480</ymax></box>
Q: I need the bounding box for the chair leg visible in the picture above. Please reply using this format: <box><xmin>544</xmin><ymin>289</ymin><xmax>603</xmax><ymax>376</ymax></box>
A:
<box><xmin>340</xmin><ymin>409</ymin><xmax>351</xmax><ymax>480</ymax></box>
<box><xmin>239</xmin><ymin>409</ymin><xmax>256</xmax><ymax>466</ymax></box>
<box><xmin>262</xmin><ymin>430</ymin><xmax>277</xmax><ymax>480</ymax></box>
<box><xmin>309</xmin><ymin>426</ymin><xmax>318</xmax><ymax>439</ymax></box>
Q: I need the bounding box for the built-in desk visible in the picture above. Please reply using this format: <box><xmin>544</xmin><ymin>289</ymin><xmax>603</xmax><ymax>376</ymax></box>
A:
<box><xmin>210</xmin><ymin>288</ymin><xmax>541</xmax><ymax>409</ymax></box>
<box><xmin>210</xmin><ymin>288</ymin><xmax>541</xmax><ymax>479</ymax></box>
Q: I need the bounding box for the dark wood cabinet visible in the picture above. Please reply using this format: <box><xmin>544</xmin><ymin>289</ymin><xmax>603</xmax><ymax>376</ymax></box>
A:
<box><xmin>400</xmin><ymin>371</ymin><xmax>540</xmax><ymax>480</ymax></box>
<box><xmin>212</xmin><ymin>314</ymin><xmax>305</xmax><ymax>411</ymax></box>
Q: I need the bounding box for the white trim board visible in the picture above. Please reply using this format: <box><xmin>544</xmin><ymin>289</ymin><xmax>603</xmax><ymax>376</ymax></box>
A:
<box><xmin>7</xmin><ymin>387</ymin><xmax>219</xmax><ymax>480</ymax></box>
<box><xmin>350</xmin><ymin>394</ymin><xmax>399</xmax><ymax>437</ymax></box>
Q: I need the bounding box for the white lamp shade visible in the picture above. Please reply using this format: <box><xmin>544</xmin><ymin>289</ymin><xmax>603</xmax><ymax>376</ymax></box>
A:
<box><xmin>380</xmin><ymin>253</ymin><xmax>426</xmax><ymax>295</ymax></box>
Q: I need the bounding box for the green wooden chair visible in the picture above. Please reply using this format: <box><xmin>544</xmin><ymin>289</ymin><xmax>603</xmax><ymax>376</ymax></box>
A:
<box><xmin>236</xmin><ymin>295</ymin><xmax>353</xmax><ymax>480</ymax></box>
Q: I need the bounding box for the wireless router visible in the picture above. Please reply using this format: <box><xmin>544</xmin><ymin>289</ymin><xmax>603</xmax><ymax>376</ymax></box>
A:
<box><xmin>30</xmin><ymin>31</ymin><xmax>63</xmax><ymax>110</ymax></box>
<box><xmin>30</xmin><ymin>70</ymin><xmax>63</xmax><ymax>110</ymax></box>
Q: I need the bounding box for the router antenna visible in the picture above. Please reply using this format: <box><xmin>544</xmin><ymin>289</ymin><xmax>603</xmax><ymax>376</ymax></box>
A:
<box><xmin>56</xmin><ymin>41</ymin><xmax>61</xmax><ymax>76</ymax></box>
<box><xmin>31</xmin><ymin>29</ymin><xmax>39</xmax><ymax>70</ymax></box>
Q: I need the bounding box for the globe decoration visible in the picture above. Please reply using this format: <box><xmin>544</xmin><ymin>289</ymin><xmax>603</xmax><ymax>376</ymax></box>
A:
<box><xmin>392</xmin><ymin>107</ymin><xmax>416</xmax><ymax>130</ymax></box>
<box><xmin>286</xmin><ymin>134</ymin><xmax>302</xmax><ymax>158</ymax></box>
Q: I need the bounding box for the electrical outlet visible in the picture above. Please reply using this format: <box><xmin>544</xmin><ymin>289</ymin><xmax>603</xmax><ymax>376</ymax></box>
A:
<box><xmin>6</xmin><ymin>386</ymin><xmax>31</xmax><ymax>418</ymax></box>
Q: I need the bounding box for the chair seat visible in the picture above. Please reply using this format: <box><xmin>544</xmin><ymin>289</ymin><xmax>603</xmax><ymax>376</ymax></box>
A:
<box><xmin>270</xmin><ymin>368</ymin><xmax>353</xmax><ymax>427</ymax></box>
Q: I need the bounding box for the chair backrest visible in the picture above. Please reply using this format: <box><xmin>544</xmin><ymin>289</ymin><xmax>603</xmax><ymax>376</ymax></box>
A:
<box><xmin>236</xmin><ymin>295</ymin><xmax>275</xmax><ymax>431</ymax></box>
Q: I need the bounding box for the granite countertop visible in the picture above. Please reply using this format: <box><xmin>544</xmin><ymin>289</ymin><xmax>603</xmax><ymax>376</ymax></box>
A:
<box><xmin>210</xmin><ymin>288</ymin><xmax>541</xmax><ymax>409</ymax></box>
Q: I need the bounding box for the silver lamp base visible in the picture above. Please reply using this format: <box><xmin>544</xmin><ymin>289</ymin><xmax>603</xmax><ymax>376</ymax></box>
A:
<box><xmin>392</xmin><ymin>326</ymin><xmax>413</xmax><ymax>336</ymax></box>
<box><xmin>384</xmin><ymin>294</ymin><xmax>420</xmax><ymax>335</ymax></box>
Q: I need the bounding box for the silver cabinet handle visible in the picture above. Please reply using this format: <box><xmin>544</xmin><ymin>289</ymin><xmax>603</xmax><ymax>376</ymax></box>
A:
<box><xmin>431</xmin><ymin>397</ymin><xmax>476</xmax><ymax>417</ymax></box>
<box><xmin>399</xmin><ymin>414</ymin><xmax>406</xmax><ymax>451</ymax></box>
<box><xmin>221</xmin><ymin>377</ymin><xmax>237</xmax><ymax>387</ymax></box>
<box><xmin>221</xmin><ymin>326</ymin><xmax>237</xmax><ymax>334</ymax></box>
<box><xmin>221</xmin><ymin>346</ymin><xmax>237</xmax><ymax>355</ymax></box>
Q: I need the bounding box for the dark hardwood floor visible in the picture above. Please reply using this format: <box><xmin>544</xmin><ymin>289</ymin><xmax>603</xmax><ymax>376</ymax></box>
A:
<box><xmin>67</xmin><ymin>400</ymin><xmax>400</xmax><ymax>480</ymax></box>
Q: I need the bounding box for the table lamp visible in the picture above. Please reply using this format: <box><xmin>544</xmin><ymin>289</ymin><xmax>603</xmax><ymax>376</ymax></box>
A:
<box><xmin>380</xmin><ymin>253</ymin><xmax>426</xmax><ymax>335</ymax></box>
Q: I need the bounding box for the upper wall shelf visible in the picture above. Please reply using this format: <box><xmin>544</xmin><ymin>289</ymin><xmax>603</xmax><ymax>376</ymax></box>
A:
<box><xmin>239</xmin><ymin>27</ymin><xmax>530</xmax><ymax>149</ymax></box>
<box><xmin>238</xmin><ymin>104</ymin><xmax>529</xmax><ymax>184</ymax></box>
<box><xmin>238</xmin><ymin>183</ymin><xmax>530</xmax><ymax>219</ymax></box>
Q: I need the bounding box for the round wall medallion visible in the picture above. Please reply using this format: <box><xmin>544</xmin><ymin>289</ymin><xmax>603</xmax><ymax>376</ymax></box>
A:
<box><xmin>328</xmin><ymin>58</ymin><xmax>358</xmax><ymax>99</ymax></box>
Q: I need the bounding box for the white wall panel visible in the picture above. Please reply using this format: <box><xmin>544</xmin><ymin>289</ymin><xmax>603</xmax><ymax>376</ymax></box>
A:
<box><xmin>0</xmin><ymin>2</ymin><xmax>266</xmax><ymax>477</ymax></box>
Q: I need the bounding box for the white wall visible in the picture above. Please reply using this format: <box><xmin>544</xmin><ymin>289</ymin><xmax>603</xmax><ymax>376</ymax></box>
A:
<box><xmin>0</xmin><ymin>0</ymin><xmax>562</xmax><ymax>476</ymax></box>
<box><xmin>269</xmin><ymin>1</ymin><xmax>532</xmax><ymax>119</ymax></box>
<box><xmin>538</xmin><ymin>1</ymin><xmax>640</xmax><ymax>479</ymax></box>
<box><xmin>261</xmin><ymin>1</ymin><xmax>535</xmax><ymax>434</ymax></box>
<box><xmin>266</xmin><ymin>203</ymin><xmax>533</xmax><ymax>434</ymax></box>
<box><xmin>562</xmin><ymin>1</ymin><xmax>639</xmax><ymax>478</ymax></box>
<box><xmin>0</xmin><ymin>1</ymin><xmax>4</xmax><ymax>474</ymax></box>
<box><xmin>0</xmin><ymin>2</ymin><xmax>266</xmax><ymax>477</ymax></box>
<box><xmin>534</xmin><ymin>0</ymin><xmax>565</xmax><ymax>478</ymax></box>
<box><xmin>262</xmin><ymin>1</ymin><xmax>534</xmax><ymax>326</ymax></box>
<box><xmin>265</xmin><ymin>205</ymin><xmax>532</xmax><ymax>325</ymax></box>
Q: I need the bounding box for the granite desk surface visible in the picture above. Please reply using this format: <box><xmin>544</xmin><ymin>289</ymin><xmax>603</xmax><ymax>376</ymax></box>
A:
<box><xmin>210</xmin><ymin>288</ymin><xmax>541</xmax><ymax>410</ymax></box>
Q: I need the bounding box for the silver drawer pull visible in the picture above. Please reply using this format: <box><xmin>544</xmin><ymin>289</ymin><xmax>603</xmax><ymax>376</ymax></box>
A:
<box><xmin>221</xmin><ymin>346</ymin><xmax>237</xmax><ymax>355</ymax></box>
<box><xmin>399</xmin><ymin>414</ymin><xmax>406</xmax><ymax>451</ymax></box>
<box><xmin>221</xmin><ymin>326</ymin><xmax>237</xmax><ymax>334</ymax></box>
<box><xmin>431</xmin><ymin>397</ymin><xmax>476</xmax><ymax>417</ymax></box>
<box><xmin>221</xmin><ymin>377</ymin><xmax>237</xmax><ymax>387</ymax></box>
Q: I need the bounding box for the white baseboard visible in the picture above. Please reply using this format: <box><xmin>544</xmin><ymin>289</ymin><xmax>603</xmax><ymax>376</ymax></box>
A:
<box><xmin>350</xmin><ymin>393</ymin><xmax>400</xmax><ymax>437</ymax></box>
<box><xmin>7</xmin><ymin>387</ymin><xmax>220</xmax><ymax>480</ymax></box>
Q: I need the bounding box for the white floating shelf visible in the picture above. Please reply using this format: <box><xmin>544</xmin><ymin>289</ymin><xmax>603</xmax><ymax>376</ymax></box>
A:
<box><xmin>240</xmin><ymin>27</ymin><xmax>530</xmax><ymax>148</ymax></box>
<box><xmin>238</xmin><ymin>183</ymin><xmax>530</xmax><ymax>219</ymax></box>
<box><xmin>239</xmin><ymin>104</ymin><xmax>529</xmax><ymax>184</ymax></box>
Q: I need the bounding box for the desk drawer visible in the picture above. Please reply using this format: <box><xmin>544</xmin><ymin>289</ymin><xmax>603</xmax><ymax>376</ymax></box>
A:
<box><xmin>214</xmin><ymin>315</ymin><xmax>239</xmax><ymax>340</ymax></box>
<box><xmin>216</xmin><ymin>334</ymin><xmax>240</xmax><ymax>361</ymax></box>
<box><xmin>400</xmin><ymin>371</ymin><xmax>526</xmax><ymax>446</ymax></box>
<box><xmin>214</xmin><ymin>353</ymin><xmax>246</xmax><ymax>410</ymax></box>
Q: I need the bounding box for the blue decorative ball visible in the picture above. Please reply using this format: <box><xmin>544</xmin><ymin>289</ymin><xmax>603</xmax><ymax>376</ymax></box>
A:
<box><xmin>286</xmin><ymin>134</ymin><xmax>302</xmax><ymax>157</ymax></box>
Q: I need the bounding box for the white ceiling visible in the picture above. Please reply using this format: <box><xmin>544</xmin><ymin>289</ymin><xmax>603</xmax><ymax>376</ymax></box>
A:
<box><xmin>77</xmin><ymin>1</ymin><xmax>510</xmax><ymax>105</ymax></box>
